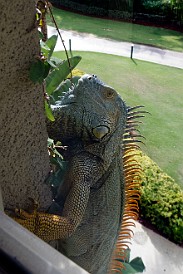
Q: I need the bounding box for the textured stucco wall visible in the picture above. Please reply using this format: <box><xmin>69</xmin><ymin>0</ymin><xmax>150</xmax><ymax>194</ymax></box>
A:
<box><xmin>0</xmin><ymin>1</ymin><xmax>52</xmax><ymax>209</ymax></box>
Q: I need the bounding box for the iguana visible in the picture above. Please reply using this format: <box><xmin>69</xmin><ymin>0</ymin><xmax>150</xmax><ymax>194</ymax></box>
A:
<box><xmin>13</xmin><ymin>74</ymin><xmax>144</xmax><ymax>274</ymax></box>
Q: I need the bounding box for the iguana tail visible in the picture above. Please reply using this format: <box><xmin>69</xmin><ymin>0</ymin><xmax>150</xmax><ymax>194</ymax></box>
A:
<box><xmin>110</xmin><ymin>106</ymin><xmax>146</xmax><ymax>273</ymax></box>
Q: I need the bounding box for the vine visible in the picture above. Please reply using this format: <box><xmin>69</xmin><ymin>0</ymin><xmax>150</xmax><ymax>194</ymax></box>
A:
<box><xmin>31</xmin><ymin>1</ymin><xmax>82</xmax><ymax>121</ymax></box>
<box><xmin>29</xmin><ymin>1</ymin><xmax>82</xmax><ymax>189</ymax></box>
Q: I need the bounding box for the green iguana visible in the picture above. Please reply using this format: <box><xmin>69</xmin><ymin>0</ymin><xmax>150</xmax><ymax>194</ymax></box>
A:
<box><xmin>13</xmin><ymin>74</ymin><xmax>144</xmax><ymax>274</ymax></box>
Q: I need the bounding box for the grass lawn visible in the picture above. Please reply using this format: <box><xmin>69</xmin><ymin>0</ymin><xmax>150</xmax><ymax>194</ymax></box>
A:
<box><xmin>47</xmin><ymin>7</ymin><xmax>183</xmax><ymax>52</ymax></box>
<box><xmin>54</xmin><ymin>51</ymin><xmax>183</xmax><ymax>188</ymax></box>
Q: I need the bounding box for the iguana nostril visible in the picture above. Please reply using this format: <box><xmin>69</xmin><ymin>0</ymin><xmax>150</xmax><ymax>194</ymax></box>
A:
<box><xmin>93</xmin><ymin>126</ymin><xmax>109</xmax><ymax>139</ymax></box>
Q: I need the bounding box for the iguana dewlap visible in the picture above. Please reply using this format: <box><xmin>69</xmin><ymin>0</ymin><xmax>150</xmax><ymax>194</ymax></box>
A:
<box><xmin>14</xmin><ymin>75</ymin><xmax>143</xmax><ymax>274</ymax></box>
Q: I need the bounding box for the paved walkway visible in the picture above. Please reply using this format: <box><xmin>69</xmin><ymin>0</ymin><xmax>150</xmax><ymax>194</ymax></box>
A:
<box><xmin>48</xmin><ymin>26</ymin><xmax>183</xmax><ymax>69</ymax></box>
<box><xmin>131</xmin><ymin>221</ymin><xmax>183</xmax><ymax>274</ymax></box>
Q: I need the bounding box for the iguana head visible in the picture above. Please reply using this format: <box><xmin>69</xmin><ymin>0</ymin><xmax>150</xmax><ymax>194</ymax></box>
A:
<box><xmin>47</xmin><ymin>74</ymin><xmax>127</xmax><ymax>150</ymax></box>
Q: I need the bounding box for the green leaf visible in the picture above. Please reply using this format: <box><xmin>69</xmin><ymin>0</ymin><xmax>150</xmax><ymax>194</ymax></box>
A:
<box><xmin>56</xmin><ymin>157</ymin><xmax>66</xmax><ymax>168</ymax></box>
<box><xmin>115</xmin><ymin>249</ymin><xmax>130</xmax><ymax>264</ymax></box>
<box><xmin>115</xmin><ymin>249</ymin><xmax>145</xmax><ymax>273</ymax></box>
<box><xmin>124</xmin><ymin>248</ymin><xmax>131</xmax><ymax>262</ymax></box>
<box><xmin>47</xmin><ymin>138</ymin><xmax>63</xmax><ymax>159</ymax></box>
<box><xmin>40</xmin><ymin>41</ymin><xmax>50</xmax><ymax>59</ymax></box>
<box><xmin>47</xmin><ymin>59</ymin><xmax>58</xmax><ymax>68</ymax></box>
<box><xmin>50</xmin><ymin>76</ymin><xmax>80</xmax><ymax>104</ymax></box>
<box><xmin>130</xmin><ymin>257</ymin><xmax>145</xmax><ymax>272</ymax></box>
<box><xmin>39</xmin><ymin>30</ymin><xmax>44</xmax><ymax>40</ymax></box>
<box><xmin>121</xmin><ymin>263</ymin><xmax>138</xmax><ymax>274</ymax></box>
<box><xmin>43</xmin><ymin>61</ymin><xmax>51</xmax><ymax>79</ymax></box>
<box><xmin>46</xmin><ymin>160</ymin><xmax>68</xmax><ymax>188</ymax></box>
<box><xmin>29</xmin><ymin>59</ymin><xmax>45</xmax><ymax>83</ymax></box>
<box><xmin>48</xmin><ymin>201</ymin><xmax>62</xmax><ymax>215</ymax></box>
<box><xmin>41</xmin><ymin>35</ymin><xmax>58</xmax><ymax>59</ymax></box>
<box><xmin>50</xmin><ymin>79</ymin><xmax>71</xmax><ymax>103</ymax></box>
<box><xmin>47</xmin><ymin>56</ymin><xmax>64</xmax><ymax>69</ymax></box>
<box><xmin>47</xmin><ymin>137</ymin><xmax>54</xmax><ymax>147</ymax></box>
<box><xmin>50</xmin><ymin>155</ymin><xmax>64</xmax><ymax>166</ymax></box>
<box><xmin>50</xmin><ymin>56</ymin><xmax>63</xmax><ymax>67</ymax></box>
<box><xmin>45</xmin><ymin>35</ymin><xmax>58</xmax><ymax>59</ymax></box>
<box><xmin>40</xmin><ymin>41</ymin><xmax>50</xmax><ymax>52</ymax></box>
<box><xmin>53</xmin><ymin>148</ymin><xmax>63</xmax><ymax>159</ymax></box>
<box><xmin>46</xmin><ymin>56</ymin><xmax>82</xmax><ymax>95</ymax></box>
<box><xmin>46</xmin><ymin>168</ymin><xmax>63</xmax><ymax>188</ymax></box>
<box><xmin>45</xmin><ymin>101</ymin><xmax>55</xmax><ymax>121</ymax></box>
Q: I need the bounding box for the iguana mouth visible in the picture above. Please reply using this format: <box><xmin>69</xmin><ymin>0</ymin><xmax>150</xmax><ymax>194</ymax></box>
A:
<box><xmin>92</xmin><ymin>125</ymin><xmax>110</xmax><ymax>139</ymax></box>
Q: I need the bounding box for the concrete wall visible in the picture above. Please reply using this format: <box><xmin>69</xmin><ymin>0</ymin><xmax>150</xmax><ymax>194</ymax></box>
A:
<box><xmin>0</xmin><ymin>0</ymin><xmax>52</xmax><ymax>210</ymax></box>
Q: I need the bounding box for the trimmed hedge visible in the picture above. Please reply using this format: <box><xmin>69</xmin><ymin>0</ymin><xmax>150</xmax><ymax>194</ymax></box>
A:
<box><xmin>50</xmin><ymin>0</ymin><xmax>183</xmax><ymax>28</ymax></box>
<box><xmin>50</xmin><ymin>0</ymin><xmax>133</xmax><ymax>20</ymax></box>
<box><xmin>135</xmin><ymin>153</ymin><xmax>183</xmax><ymax>244</ymax></box>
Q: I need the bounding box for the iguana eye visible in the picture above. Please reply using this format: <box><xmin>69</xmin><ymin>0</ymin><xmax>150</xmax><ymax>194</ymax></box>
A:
<box><xmin>106</xmin><ymin>88</ymin><xmax>115</xmax><ymax>98</ymax></box>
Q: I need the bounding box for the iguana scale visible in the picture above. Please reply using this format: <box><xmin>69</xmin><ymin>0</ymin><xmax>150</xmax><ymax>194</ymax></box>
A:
<box><xmin>13</xmin><ymin>74</ymin><xmax>144</xmax><ymax>274</ymax></box>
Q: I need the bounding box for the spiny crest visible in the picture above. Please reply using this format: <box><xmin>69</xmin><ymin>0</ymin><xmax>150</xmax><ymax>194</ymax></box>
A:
<box><xmin>55</xmin><ymin>74</ymin><xmax>110</xmax><ymax>106</ymax></box>
<box><xmin>78</xmin><ymin>74</ymin><xmax>105</xmax><ymax>89</ymax></box>
<box><xmin>110</xmin><ymin>105</ymin><xmax>148</xmax><ymax>273</ymax></box>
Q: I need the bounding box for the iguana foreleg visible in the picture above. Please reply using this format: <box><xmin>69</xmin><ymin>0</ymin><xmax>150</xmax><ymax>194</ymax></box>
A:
<box><xmin>12</xmin><ymin>153</ymin><xmax>102</xmax><ymax>242</ymax></box>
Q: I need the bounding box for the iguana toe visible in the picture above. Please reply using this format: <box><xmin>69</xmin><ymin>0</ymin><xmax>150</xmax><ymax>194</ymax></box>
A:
<box><xmin>13</xmin><ymin>207</ymin><xmax>38</xmax><ymax>233</ymax></box>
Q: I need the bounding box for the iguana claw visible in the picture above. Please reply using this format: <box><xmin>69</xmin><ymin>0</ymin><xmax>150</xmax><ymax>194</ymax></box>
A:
<box><xmin>11</xmin><ymin>197</ymin><xmax>75</xmax><ymax>242</ymax></box>
<box><xmin>14</xmin><ymin>197</ymin><xmax>38</xmax><ymax>217</ymax></box>
<box><xmin>15</xmin><ymin>208</ymin><xmax>31</xmax><ymax>219</ymax></box>
<box><xmin>13</xmin><ymin>199</ymin><xmax>40</xmax><ymax>234</ymax></box>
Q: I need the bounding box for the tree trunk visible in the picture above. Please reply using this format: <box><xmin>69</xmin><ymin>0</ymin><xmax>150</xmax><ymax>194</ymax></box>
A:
<box><xmin>0</xmin><ymin>0</ymin><xmax>52</xmax><ymax>210</ymax></box>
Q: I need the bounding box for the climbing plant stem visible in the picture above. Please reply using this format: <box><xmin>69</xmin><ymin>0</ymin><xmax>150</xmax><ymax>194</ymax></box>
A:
<box><xmin>46</xmin><ymin>1</ymin><xmax>73</xmax><ymax>79</ymax></box>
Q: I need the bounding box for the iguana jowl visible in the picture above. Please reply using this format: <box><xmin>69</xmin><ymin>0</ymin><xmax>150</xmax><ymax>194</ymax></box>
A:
<box><xmin>14</xmin><ymin>74</ymin><xmax>144</xmax><ymax>274</ymax></box>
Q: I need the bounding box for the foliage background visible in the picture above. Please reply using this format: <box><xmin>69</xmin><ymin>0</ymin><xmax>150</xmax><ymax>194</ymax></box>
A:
<box><xmin>50</xmin><ymin>0</ymin><xmax>183</xmax><ymax>27</ymax></box>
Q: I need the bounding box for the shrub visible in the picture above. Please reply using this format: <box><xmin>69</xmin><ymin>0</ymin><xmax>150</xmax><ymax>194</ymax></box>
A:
<box><xmin>50</xmin><ymin>0</ymin><xmax>133</xmax><ymax>19</ymax></box>
<box><xmin>142</xmin><ymin>0</ymin><xmax>169</xmax><ymax>15</ymax></box>
<box><xmin>50</xmin><ymin>0</ymin><xmax>133</xmax><ymax>12</ymax></box>
<box><xmin>135</xmin><ymin>152</ymin><xmax>183</xmax><ymax>244</ymax></box>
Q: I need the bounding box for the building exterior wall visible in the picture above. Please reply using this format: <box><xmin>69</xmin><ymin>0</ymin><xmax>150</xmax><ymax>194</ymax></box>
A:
<box><xmin>0</xmin><ymin>0</ymin><xmax>52</xmax><ymax>210</ymax></box>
